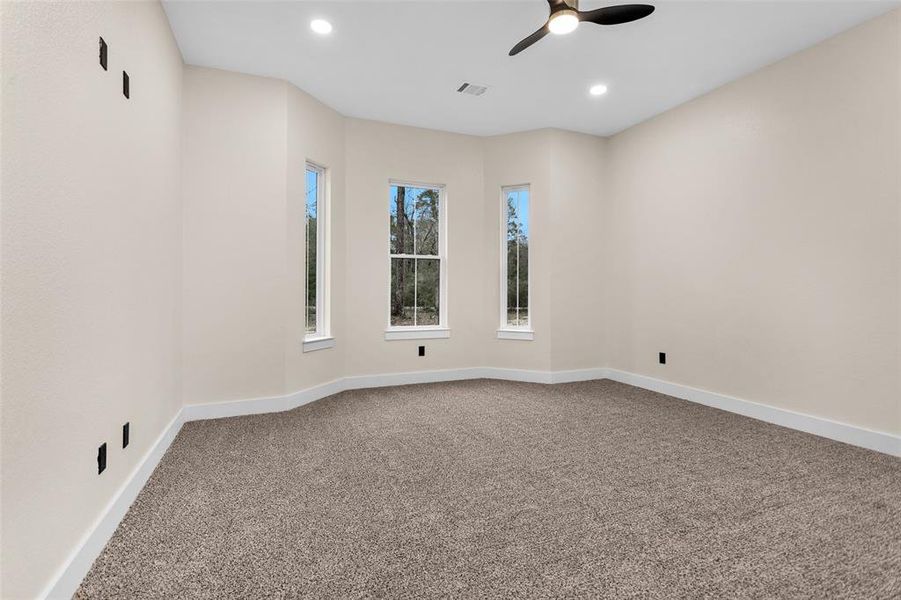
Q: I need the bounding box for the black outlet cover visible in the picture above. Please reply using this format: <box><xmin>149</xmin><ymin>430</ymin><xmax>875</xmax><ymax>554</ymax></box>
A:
<box><xmin>122</xmin><ymin>71</ymin><xmax>129</xmax><ymax>98</ymax></box>
<box><xmin>98</xmin><ymin>443</ymin><xmax>107</xmax><ymax>474</ymax></box>
<box><xmin>418</xmin><ymin>345</ymin><xmax>425</xmax><ymax>357</ymax></box>
<box><xmin>99</xmin><ymin>37</ymin><xmax>108</xmax><ymax>71</ymax></box>
<box><xmin>659</xmin><ymin>352</ymin><xmax>666</xmax><ymax>365</ymax></box>
<box><xmin>123</xmin><ymin>422</ymin><xmax>130</xmax><ymax>448</ymax></box>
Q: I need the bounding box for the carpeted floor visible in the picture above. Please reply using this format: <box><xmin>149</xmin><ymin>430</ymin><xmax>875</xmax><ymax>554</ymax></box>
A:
<box><xmin>76</xmin><ymin>379</ymin><xmax>900</xmax><ymax>599</ymax></box>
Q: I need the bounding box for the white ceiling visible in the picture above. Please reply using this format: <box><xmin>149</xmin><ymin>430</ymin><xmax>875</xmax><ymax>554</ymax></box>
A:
<box><xmin>162</xmin><ymin>0</ymin><xmax>900</xmax><ymax>137</ymax></box>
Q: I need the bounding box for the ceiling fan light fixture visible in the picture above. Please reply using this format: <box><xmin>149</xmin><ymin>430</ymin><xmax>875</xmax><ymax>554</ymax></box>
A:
<box><xmin>508</xmin><ymin>2</ymin><xmax>654</xmax><ymax>57</ymax></box>
<box><xmin>548</xmin><ymin>10</ymin><xmax>579</xmax><ymax>35</ymax></box>
<box><xmin>310</xmin><ymin>19</ymin><xmax>332</xmax><ymax>35</ymax></box>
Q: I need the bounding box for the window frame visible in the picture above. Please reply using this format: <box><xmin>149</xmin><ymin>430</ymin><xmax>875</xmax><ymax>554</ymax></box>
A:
<box><xmin>498</xmin><ymin>184</ymin><xmax>533</xmax><ymax>341</ymax></box>
<box><xmin>385</xmin><ymin>179</ymin><xmax>449</xmax><ymax>340</ymax></box>
<box><xmin>303</xmin><ymin>161</ymin><xmax>332</xmax><ymax>351</ymax></box>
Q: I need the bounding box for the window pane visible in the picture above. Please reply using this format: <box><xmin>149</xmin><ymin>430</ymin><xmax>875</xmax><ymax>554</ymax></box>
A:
<box><xmin>389</xmin><ymin>183</ymin><xmax>442</xmax><ymax>328</ymax></box>
<box><xmin>517</xmin><ymin>190</ymin><xmax>529</xmax><ymax>317</ymax></box>
<box><xmin>504</xmin><ymin>187</ymin><xmax>529</xmax><ymax>328</ymax></box>
<box><xmin>412</xmin><ymin>187</ymin><xmax>439</xmax><ymax>256</ymax></box>
<box><xmin>415</xmin><ymin>258</ymin><xmax>440</xmax><ymax>326</ymax></box>
<box><xmin>305</xmin><ymin>168</ymin><xmax>318</xmax><ymax>333</ymax></box>
<box><xmin>390</xmin><ymin>258</ymin><xmax>415</xmax><ymax>326</ymax></box>
<box><xmin>507</xmin><ymin>228</ymin><xmax>518</xmax><ymax>324</ymax></box>
<box><xmin>389</xmin><ymin>185</ymin><xmax>415</xmax><ymax>255</ymax></box>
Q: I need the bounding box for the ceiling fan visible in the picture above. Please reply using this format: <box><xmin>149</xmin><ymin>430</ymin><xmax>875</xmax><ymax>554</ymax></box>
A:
<box><xmin>509</xmin><ymin>0</ymin><xmax>655</xmax><ymax>56</ymax></box>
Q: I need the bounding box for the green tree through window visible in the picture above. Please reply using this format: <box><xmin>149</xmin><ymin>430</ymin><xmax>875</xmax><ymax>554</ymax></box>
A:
<box><xmin>504</xmin><ymin>187</ymin><xmax>529</xmax><ymax>327</ymax></box>
<box><xmin>305</xmin><ymin>165</ymin><xmax>322</xmax><ymax>335</ymax></box>
<box><xmin>390</xmin><ymin>184</ymin><xmax>441</xmax><ymax>326</ymax></box>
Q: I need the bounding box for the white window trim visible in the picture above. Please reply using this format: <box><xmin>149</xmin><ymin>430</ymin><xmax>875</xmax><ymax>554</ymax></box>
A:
<box><xmin>497</xmin><ymin>328</ymin><xmax>534</xmax><ymax>341</ymax></box>
<box><xmin>384</xmin><ymin>327</ymin><xmax>450</xmax><ymax>341</ymax></box>
<box><xmin>386</xmin><ymin>180</ymin><xmax>448</xmax><ymax>340</ymax></box>
<box><xmin>499</xmin><ymin>184</ymin><xmax>532</xmax><ymax>340</ymax></box>
<box><xmin>302</xmin><ymin>336</ymin><xmax>336</xmax><ymax>352</ymax></box>
<box><xmin>305</xmin><ymin>161</ymin><xmax>330</xmax><ymax>342</ymax></box>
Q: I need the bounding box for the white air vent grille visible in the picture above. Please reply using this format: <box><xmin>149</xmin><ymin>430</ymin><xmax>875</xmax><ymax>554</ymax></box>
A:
<box><xmin>457</xmin><ymin>82</ymin><xmax>488</xmax><ymax>96</ymax></box>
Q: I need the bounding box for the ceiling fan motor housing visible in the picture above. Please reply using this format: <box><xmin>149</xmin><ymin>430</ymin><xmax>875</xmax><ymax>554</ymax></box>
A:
<box><xmin>560</xmin><ymin>0</ymin><xmax>579</xmax><ymax>12</ymax></box>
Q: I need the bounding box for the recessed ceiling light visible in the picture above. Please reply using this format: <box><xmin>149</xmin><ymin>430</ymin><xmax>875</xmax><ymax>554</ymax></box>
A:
<box><xmin>548</xmin><ymin>10</ymin><xmax>579</xmax><ymax>35</ymax></box>
<box><xmin>589</xmin><ymin>83</ymin><xmax>608</xmax><ymax>96</ymax></box>
<box><xmin>310</xmin><ymin>19</ymin><xmax>332</xmax><ymax>35</ymax></box>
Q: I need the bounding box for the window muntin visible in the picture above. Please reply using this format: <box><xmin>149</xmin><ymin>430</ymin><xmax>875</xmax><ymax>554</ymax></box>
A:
<box><xmin>305</xmin><ymin>162</ymin><xmax>327</xmax><ymax>339</ymax></box>
<box><xmin>502</xmin><ymin>185</ymin><xmax>530</xmax><ymax>329</ymax></box>
<box><xmin>389</xmin><ymin>183</ymin><xmax>444</xmax><ymax>328</ymax></box>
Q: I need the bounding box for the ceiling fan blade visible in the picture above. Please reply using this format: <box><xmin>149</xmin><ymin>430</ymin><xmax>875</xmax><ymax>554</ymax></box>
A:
<box><xmin>579</xmin><ymin>4</ymin><xmax>655</xmax><ymax>25</ymax></box>
<box><xmin>509</xmin><ymin>24</ymin><xmax>550</xmax><ymax>56</ymax></box>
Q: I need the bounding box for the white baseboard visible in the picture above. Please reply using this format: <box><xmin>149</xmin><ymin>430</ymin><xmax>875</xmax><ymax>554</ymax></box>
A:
<box><xmin>550</xmin><ymin>367</ymin><xmax>610</xmax><ymax>384</ymax></box>
<box><xmin>181</xmin><ymin>378</ymin><xmax>346</xmax><ymax>422</ymax></box>
<box><xmin>42</xmin><ymin>411</ymin><xmax>185</xmax><ymax>600</ymax></box>
<box><xmin>179</xmin><ymin>365</ymin><xmax>899</xmax><ymax>456</ymax></box>
<box><xmin>343</xmin><ymin>367</ymin><xmax>493</xmax><ymax>389</ymax></box>
<box><xmin>604</xmin><ymin>369</ymin><xmax>901</xmax><ymax>457</ymax></box>
<box><xmin>180</xmin><ymin>368</ymin><xmax>568</xmax><ymax>423</ymax></box>
<box><xmin>43</xmin><ymin>365</ymin><xmax>899</xmax><ymax>599</ymax></box>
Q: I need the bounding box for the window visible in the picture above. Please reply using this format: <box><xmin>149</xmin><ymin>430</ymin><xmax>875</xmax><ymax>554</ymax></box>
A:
<box><xmin>499</xmin><ymin>185</ymin><xmax>531</xmax><ymax>340</ymax></box>
<box><xmin>304</xmin><ymin>162</ymin><xmax>332</xmax><ymax>351</ymax></box>
<box><xmin>387</xmin><ymin>182</ymin><xmax>448</xmax><ymax>340</ymax></box>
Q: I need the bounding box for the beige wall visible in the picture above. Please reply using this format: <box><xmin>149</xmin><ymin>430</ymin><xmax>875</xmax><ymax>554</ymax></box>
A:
<box><xmin>342</xmin><ymin>121</ymin><xmax>608</xmax><ymax>378</ymax></box>
<box><xmin>184</xmin><ymin>109</ymin><xmax>609</xmax><ymax>391</ymax></box>
<box><xmin>285</xmin><ymin>83</ymin><xmax>347</xmax><ymax>392</ymax></box>
<box><xmin>181</xmin><ymin>67</ymin><xmax>289</xmax><ymax>404</ymax></box>
<box><xmin>181</xmin><ymin>67</ymin><xmax>347</xmax><ymax>404</ymax></box>
<box><xmin>605</xmin><ymin>9</ymin><xmax>901</xmax><ymax>435</ymax></box>
<box><xmin>480</xmin><ymin>129</ymin><xmax>609</xmax><ymax>373</ymax></box>
<box><xmin>343</xmin><ymin>119</ymin><xmax>487</xmax><ymax>376</ymax></box>
<box><xmin>1</xmin><ymin>2</ymin><xmax>184</xmax><ymax>598</ymax></box>
<box><xmin>546</xmin><ymin>130</ymin><xmax>609</xmax><ymax>372</ymax></box>
<box><xmin>481</xmin><ymin>130</ymin><xmax>553</xmax><ymax>372</ymax></box>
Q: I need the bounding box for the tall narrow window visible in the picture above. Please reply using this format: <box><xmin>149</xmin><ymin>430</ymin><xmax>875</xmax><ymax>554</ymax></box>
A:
<box><xmin>304</xmin><ymin>162</ymin><xmax>329</xmax><ymax>345</ymax></box>
<box><xmin>499</xmin><ymin>185</ymin><xmax>531</xmax><ymax>339</ymax></box>
<box><xmin>387</xmin><ymin>182</ymin><xmax>447</xmax><ymax>339</ymax></box>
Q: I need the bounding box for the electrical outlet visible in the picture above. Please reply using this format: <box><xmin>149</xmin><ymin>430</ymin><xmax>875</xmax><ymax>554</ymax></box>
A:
<box><xmin>122</xmin><ymin>71</ymin><xmax>129</xmax><ymax>98</ymax></box>
<box><xmin>98</xmin><ymin>443</ymin><xmax>107</xmax><ymax>474</ymax></box>
<box><xmin>418</xmin><ymin>345</ymin><xmax>425</xmax><ymax>357</ymax></box>
<box><xmin>122</xmin><ymin>422</ymin><xmax>130</xmax><ymax>448</ymax></box>
<box><xmin>99</xmin><ymin>37</ymin><xmax>108</xmax><ymax>71</ymax></box>
<box><xmin>659</xmin><ymin>352</ymin><xmax>666</xmax><ymax>365</ymax></box>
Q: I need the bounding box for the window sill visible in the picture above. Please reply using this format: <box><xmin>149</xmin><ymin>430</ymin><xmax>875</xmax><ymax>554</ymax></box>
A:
<box><xmin>302</xmin><ymin>336</ymin><xmax>335</xmax><ymax>353</ymax></box>
<box><xmin>497</xmin><ymin>329</ymin><xmax>534</xmax><ymax>341</ymax></box>
<box><xmin>384</xmin><ymin>327</ymin><xmax>450</xmax><ymax>341</ymax></box>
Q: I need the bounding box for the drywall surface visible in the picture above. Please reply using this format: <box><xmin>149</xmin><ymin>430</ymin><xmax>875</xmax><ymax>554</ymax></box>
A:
<box><xmin>180</xmin><ymin>67</ymin><xmax>288</xmax><ymax>404</ymax></box>
<box><xmin>343</xmin><ymin>118</ymin><xmax>488</xmax><ymax>376</ymax></box>
<box><xmin>285</xmin><ymin>83</ymin><xmax>347</xmax><ymax>392</ymax></box>
<box><xmin>184</xmin><ymin>101</ymin><xmax>492</xmax><ymax>397</ymax></box>
<box><xmin>342</xmin><ymin>122</ymin><xmax>611</xmax><ymax>378</ymax></box>
<box><xmin>181</xmin><ymin>67</ymin><xmax>347</xmax><ymax>405</ymax></box>
<box><xmin>0</xmin><ymin>1</ymin><xmax>184</xmax><ymax>598</ymax></box>
<box><xmin>481</xmin><ymin>130</ymin><xmax>554</xmax><ymax>372</ymax></box>
<box><xmin>546</xmin><ymin>130</ymin><xmax>609</xmax><ymax>372</ymax></box>
<box><xmin>606</xmin><ymin>9</ymin><xmax>901</xmax><ymax>435</ymax></box>
<box><xmin>180</xmin><ymin>111</ymin><xmax>611</xmax><ymax>386</ymax></box>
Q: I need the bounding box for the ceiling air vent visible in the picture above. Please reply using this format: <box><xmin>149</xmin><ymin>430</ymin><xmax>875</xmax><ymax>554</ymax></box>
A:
<box><xmin>457</xmin><ymin>82</ymin><xmax>488</xmax><ymax>96</ymax></box>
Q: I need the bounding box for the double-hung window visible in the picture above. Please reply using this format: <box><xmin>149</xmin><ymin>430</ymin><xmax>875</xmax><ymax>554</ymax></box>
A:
<box><xmin>303</xmin><ymin>161</ymin><xmax>332</xmax><ymax>351</ymax></box>
<box><xmin>499</xmin><ymin>185</ymin><xmax>532</xmax><ymax>340</ymax></box>
<box><xmin>386</xmin><ymin>181</ymin><xmax>448</xmax><ymax>340</ymax></box>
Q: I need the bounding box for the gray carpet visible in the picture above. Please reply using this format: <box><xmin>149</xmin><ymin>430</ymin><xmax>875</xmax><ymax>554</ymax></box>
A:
<box><xmin>76</xmin><ymin>379</ymin><xmax>900</xmax><ymax>599</ymax></box>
